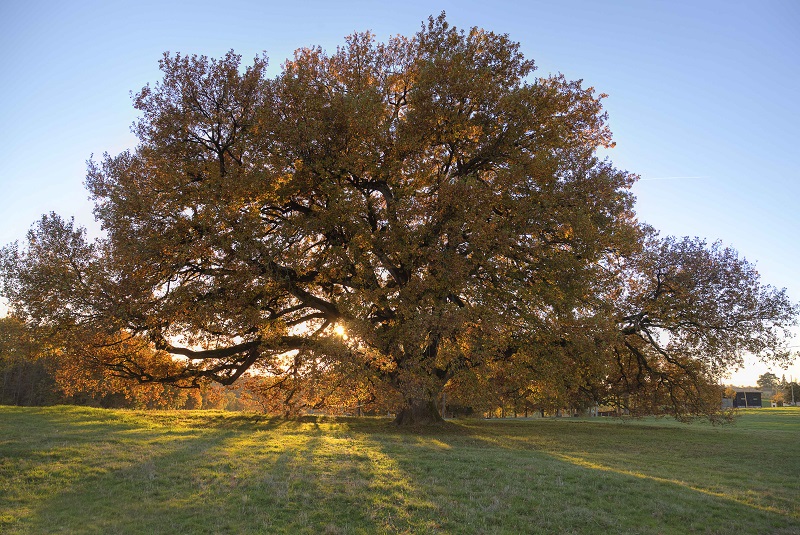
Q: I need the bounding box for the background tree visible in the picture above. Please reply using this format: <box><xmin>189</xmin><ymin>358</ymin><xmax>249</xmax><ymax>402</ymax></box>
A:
<box><xmin>0</xmin><ymin>316</ymin><xmax>59</xmax><ymax>406</ymax></box>
<box><xmin>0</xmin><ymin>313</ymin><xmax>215</xmax><ymax>408</ymax></box>
<box><xmin>757</xmin><ymin>372</ymin><xmax>780</xmax><ymax>394</ymax></box>
<box><xmin>2</xmin><ymin>15</ymin><xmax>796</xmax><ymax>423</ymax></box>
<box><xmin>783</xmin><ymin>381</ymin><xmax>799</xmax><ymax>405</ymax></box>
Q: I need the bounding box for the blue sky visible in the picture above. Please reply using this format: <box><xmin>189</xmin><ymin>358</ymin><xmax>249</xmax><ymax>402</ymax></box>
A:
<box><xmin>1</xmin><ymin>0</ymin><xmax>798</xmax><ymax>386</ymax></box>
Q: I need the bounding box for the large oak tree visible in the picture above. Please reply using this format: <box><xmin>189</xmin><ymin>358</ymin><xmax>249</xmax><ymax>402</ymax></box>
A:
<box><xmin>2</xmin><ymin>15</ymin><xmax>796</xmax><ymax>423</ymax></box>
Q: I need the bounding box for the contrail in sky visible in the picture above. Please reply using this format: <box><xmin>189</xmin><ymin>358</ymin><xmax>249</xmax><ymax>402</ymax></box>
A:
<box><xmin>638</xmin><ymin>176</ymin><xmax>709</xmax><ymax>181</ymax></box>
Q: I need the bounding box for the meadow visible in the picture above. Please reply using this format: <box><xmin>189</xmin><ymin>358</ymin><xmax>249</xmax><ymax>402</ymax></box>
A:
<box><xmin>1</xmin><ymin>406</ymin><xmax>798</xmax><ymax>534</ymax></box>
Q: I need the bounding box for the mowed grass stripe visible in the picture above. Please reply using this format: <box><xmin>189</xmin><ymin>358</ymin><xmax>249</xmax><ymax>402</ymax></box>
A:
<box><xmin>1</xmin><ymin>406</ymin><xmax>798</xmax><ymax>534</ymax></box>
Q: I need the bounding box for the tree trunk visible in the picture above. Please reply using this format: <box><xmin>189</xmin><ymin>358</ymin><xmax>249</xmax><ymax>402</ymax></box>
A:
<box><xmin>393</xmin><ymin>397</ymin><xmax>444</xmax><ymax>426</ymax></box>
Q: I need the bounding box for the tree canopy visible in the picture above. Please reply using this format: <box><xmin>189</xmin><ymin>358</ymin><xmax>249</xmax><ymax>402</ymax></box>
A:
<box><xmin>757</xmin><ymin>372</ymin><xmax>779</xmax><ymax>392</ymax></box>
<box><xmin>2</xmin><ymin>15</ymin><xmax>797</xmax><ymax>423</ymax></box>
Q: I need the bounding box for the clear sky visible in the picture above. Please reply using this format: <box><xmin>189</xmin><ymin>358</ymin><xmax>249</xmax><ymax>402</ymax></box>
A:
<box><xmin>1</xmin><ymin>0</ymin><xmax>798</xmax><ymax>387</ymax></box>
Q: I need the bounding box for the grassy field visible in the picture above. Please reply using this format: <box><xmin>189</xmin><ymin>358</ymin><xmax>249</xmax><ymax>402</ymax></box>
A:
<box><xmin>1</xmin><ymin>407</ymin><xmax>798</xmax><ymax>534</ymax></box>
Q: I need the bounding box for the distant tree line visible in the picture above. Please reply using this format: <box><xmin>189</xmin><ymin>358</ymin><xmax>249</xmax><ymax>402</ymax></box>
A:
<box><xmin>0</xmin><ymin>316</ymin><xmax>235</xmax><ymax>409</ymax></box>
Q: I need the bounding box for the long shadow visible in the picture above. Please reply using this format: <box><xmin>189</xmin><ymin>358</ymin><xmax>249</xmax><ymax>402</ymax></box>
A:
<box><xmin>198</xmin><ymin>417</ymin><xmax>444</xmax><ymax>533</ymax></box>
<box><xmin>377</xmin><ymin>417</ymin><xmax>800</xmax><ymax>534</ymax></box>
<box><xmin>8</xmin><ymin>411</ymin><xmax>393</xmax><ymax>534</ymax></box>
<box><xmin>459</xmin><ymin>418</ymin><xmax>800</xmax><ymax>517</ymax></box>
<box><xmin>5</xmin><ymin>409</ymin><xmax>799</xmax><ymax>534</ymax></box>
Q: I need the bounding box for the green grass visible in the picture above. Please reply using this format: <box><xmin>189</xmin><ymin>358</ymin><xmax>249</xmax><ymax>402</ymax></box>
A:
<box><xmin>1</xmin><ymin>407</ymin><xmax>798</xmax><ymax>534</ymax></box>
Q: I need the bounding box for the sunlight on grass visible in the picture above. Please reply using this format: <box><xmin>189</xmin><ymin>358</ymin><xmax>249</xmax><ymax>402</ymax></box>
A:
<box><xmin>549</xmin><ymin>451</ymin><xmax>790</xmax><ymax>517</ymax></box>
<box><xmin>1</xmin><ymin>407</ymin><xmax>799</xmax><ymax>534</ymax></box>
<box><xmin>359</xmin><ymin>436</ymin><xmax>443</xmax><ymax>532</ymax></box>
<box><xmin>411</xmin><ymin>437</ymin><xmax>452</xmax><ymax>450</ymax></box>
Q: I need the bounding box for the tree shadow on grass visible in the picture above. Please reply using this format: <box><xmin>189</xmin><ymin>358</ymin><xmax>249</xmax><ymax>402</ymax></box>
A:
<box><xmin>7</xmin><ymin>413</ymin><xmax>399</xmax><ymax>534</ymax></box>
<box><xmin>6</xmin><ymin>411</ymin><xmax>800</xmax><ymax>534</ymax></box>
<box><xmin>462</xmin><ymin>418</ymin><xmax>800</xmax><ymax>519</ymax></box>
<box><xmin>375</xmin><ymin>418</ymin><xmax>800</xmax><ymax>535</ymax></box>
